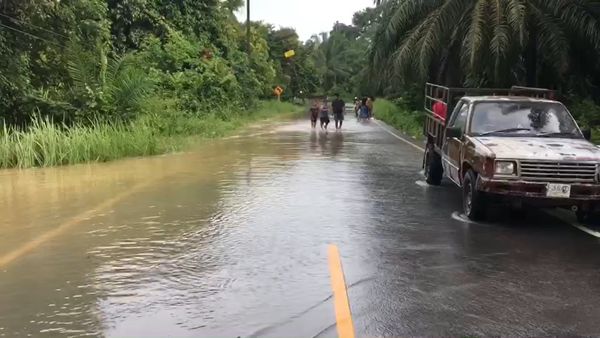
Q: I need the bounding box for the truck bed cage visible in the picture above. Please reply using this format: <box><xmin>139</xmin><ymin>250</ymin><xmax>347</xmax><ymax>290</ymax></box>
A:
<box><xmin>424</xmin><ymin>83</ymin><xmax>555</xmax><ymax>119</ymax></box>
<box><xmin>423</xmin><ymin>83</ymin><xmax>556</xmax><ymax>151</ymax></box>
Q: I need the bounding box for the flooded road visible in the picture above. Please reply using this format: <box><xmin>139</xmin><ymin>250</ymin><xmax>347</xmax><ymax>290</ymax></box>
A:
<box><xmin>2</xmin><ymin>118</ymin><xmax>600</xmax><ymax>337</ymax></box>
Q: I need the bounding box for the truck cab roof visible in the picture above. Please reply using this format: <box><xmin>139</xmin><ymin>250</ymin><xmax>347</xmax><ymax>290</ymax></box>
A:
<box><xmin>461</xmin><ymin>96</ymin><xmax>559</xmax><ymax>104</ymax></box>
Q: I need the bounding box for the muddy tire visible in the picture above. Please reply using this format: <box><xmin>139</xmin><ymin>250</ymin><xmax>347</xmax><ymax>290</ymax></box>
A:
<box><xmin>424</xmin><ymin>147</ymin><xmax>443</xmax><ymax>186</ymax></box>
<box><xmin>463</xmin><ymin>170</ymin><xmax>487</xmax><ymax>221</ymax></box>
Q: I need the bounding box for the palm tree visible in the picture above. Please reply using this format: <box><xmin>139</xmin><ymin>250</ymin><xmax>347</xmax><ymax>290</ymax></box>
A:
<box><xmin>370</xmin><ymin>0</ymin><xmax>600</xmax><ymax>88</ymax></box>
<box><xmin>65</xmin><ymin>43</ymin><xmax>153</xmax><ymax>120</ymax></box>
<box><xmin>313</xmin><ymin>32</ymin><xmax>357</xmax><ymax>92</ymax></box>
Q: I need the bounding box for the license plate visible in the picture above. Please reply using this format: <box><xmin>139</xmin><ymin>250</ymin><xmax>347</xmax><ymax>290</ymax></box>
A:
<box><xmin>546</xmin><ymin>183</ymin><xmax>571</xmax><ymax>198</ymax></box>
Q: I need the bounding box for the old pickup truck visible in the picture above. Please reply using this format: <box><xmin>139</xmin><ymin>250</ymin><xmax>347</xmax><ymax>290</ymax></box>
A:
<box><xmin>423</xmin><ymin>83</ymin><xmax>600</xmax><ymax>222</ymax></box>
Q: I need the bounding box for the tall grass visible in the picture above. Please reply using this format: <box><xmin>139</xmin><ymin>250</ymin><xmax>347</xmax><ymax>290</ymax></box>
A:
<box><xmin>0</xmin><ymin>118</ymin><xmax>161</xmax><ymax>169</ymax></box>
<box><xmin>374</xmin><ymin>99</ymin><xmax>424</xmax><ymax>139</ymax></box>
<box><xmin>0</xmin><ymin>100</ymin><xmax>302</xmax><ymax>169</ymax></box>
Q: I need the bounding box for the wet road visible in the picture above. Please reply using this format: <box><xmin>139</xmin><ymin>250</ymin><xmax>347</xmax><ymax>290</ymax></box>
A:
<box><xmin>2</xmin><ymin>118</ymin><xmax>600</xmax><ymax>337</ymax></box>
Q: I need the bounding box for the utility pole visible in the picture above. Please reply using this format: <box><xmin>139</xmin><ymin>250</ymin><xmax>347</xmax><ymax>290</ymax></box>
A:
<box><xmin>246</xmin><ymin>0</ymin><xmax>251</xmax><ymax>54</ymax></box>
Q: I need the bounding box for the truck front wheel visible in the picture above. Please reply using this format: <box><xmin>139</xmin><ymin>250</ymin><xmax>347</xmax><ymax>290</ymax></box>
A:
<box><xmin>463</xmin><ymin>170</ymin><xmax>487</xmax><ymax>221</ymax></box>
<box><xmin>424</xmin><ymin>148</ymin><xmax>443</xmax><ymax>186</ymax></box>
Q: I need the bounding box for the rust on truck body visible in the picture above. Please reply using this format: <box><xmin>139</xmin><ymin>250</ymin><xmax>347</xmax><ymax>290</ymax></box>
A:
<box><xmin>478</xmin><ymin>179</ymin><xmax>600</xmax><ymax>200</ymax></box>
<box><xmin>464</xmin><ymin>136</ymin><xmax>494</xmax><ymax>179</ymax></box>
<box><xmin>476</xmin><ymin>137</ymin><xmax>600</xmax><ymax>161</ymax></box>
<box><xmin>423</xmin><ymin>83</ymin><xmax>600</xmax><ymax>212</ymax></box>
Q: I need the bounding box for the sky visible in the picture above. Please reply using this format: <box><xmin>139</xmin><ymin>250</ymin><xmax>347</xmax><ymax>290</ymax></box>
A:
<box><xmin>235</xmin><ymin>0</ymin><xmax>374</xmax><ymax>41</ymax></box>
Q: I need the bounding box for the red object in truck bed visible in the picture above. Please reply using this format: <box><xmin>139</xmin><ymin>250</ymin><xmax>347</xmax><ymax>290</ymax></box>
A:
<box><xmin>432</xmin><ymin>101</ymin><xmax>447</xmax><ymax>122</ymax></box>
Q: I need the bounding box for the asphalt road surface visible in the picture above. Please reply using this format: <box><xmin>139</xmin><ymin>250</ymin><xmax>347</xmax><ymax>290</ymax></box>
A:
<box><xmin>2</xmin><ymin>117</ymin><xmax>600</xmax><ymax>337</ymax></box>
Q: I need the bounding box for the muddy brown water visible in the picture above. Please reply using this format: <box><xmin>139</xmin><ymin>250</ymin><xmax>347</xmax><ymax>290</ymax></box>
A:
<box><xmin>2</xmin><ymin>119</ymin><xmax>600</xmax><ymax>337</ymax></box>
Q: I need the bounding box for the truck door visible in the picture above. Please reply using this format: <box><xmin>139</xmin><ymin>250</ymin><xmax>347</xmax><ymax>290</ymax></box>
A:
<box><xmin>443</xmin><ymin>102</ymin><xmax>469</xmax><ymax>185</ymax></box>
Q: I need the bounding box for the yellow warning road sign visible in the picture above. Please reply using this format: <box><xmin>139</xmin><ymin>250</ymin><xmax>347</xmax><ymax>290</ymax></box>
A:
<box><xmin>284</xmin><ymin>50</ymin><xmax>295</xmax><ymax>58</ymax></box>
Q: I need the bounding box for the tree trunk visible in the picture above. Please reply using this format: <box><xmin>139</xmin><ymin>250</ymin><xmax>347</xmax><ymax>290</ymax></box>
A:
<box><xmin>246</xmin><ymin>0</ymin><xmax>251</xmax><ymax>54</ymax></box>
<box><xmin>439</xmin><ymin>43</ymin><xmax>462</xmax><ymax>86</ymax></box>
<box><xmin>435</xmin><ymin>49</ymin><xmax>448</xmax><ymax>84</ymax></box>
<box><xmin>525</xmin><ymin>30</ymin><xmax>537</xmax><ymax>86</ymax></box>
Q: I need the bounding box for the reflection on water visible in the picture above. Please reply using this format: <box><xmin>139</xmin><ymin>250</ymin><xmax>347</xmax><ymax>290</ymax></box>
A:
<box><xmin>311</xmin><ymin>130</ymin><xmax>344</xmax><ymax>157</ymax></box>
<box><xmin>0</xmin><ymin>120</ymin><xmax>382</xmax><ymax>337</ymax></box>
<box><xmin>331</xmin><ymin>132</ymin><xmax>344</xmax><ymax>157</ymax></box>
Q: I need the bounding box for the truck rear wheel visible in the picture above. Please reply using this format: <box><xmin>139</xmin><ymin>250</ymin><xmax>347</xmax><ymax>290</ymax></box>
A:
<box><xmin>463</xmin><ymin>170</ymin><xmax>487</xmax><ymax>221</ymax></box>
<box><xmin>424</xmin><ymin>148</ymin><xmax>443</xmax><ymax>186</ymax></box>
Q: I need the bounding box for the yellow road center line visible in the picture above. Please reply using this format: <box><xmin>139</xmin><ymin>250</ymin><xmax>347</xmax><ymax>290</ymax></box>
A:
<box><xmin>0</xmin><ymin>180</ymin><xmax>155</xmax><ymax>268</ymax></box>
<box><xmin>328</xmin><ymin>244</ymin><xmax>355</xmax><ymax>338</ymax></box>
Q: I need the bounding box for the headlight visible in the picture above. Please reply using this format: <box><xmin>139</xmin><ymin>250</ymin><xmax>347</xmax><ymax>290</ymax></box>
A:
<box><xmin>495</xmin><ymin>161</ymin><xmax>516</xmax><ymax>175</ymax></box>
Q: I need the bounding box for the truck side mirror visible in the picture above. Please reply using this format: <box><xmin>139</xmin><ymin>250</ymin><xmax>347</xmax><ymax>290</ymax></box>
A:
<box><xmin>582</xmin><ymin>128</ymin><xmax>592</xmax><ymax>141</ymax></box>
<box><xmin>446</xmin><ymin>127</ymin><xmax>462</xmax><ymax>139</ymax></box>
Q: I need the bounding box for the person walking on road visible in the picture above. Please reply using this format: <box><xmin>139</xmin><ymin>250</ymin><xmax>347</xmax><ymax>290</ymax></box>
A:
<box><xmin>309</xmin><ymin>100</ymin><xmax>319</xmax><ymax>128</ymax></box>
<box><xmin>366</xmin><ymin>96</ymin><xmax>374</xmax><ymax>119</ymax></box>
<box><xmin>354</xmin><ymin>97</ymin><xmax>361</xmax><ymax>118</ymax></box>
<box><xmin>332</xmin><ymin>93</ymin><xmax>345</xmax><ymax>130</ymax></box>
<box><xmin>358</xmin><ymin>97</ymin><xmax>370</xmax><ymax>121</ymax></box>
<box><xmin>319</xmin><ymin>99</ymin><xmax>330</xmax><ymax>131</ymax></box>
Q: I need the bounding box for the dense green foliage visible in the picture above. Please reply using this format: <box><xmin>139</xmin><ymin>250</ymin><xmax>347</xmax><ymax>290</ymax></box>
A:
<box><xmin>0</xmin><ymin>0</ymin><xmax>317</xmax><ymax>168</ymax></box>
<box><xmin>4</xmin><ymin>0</ymin><xmax>600</xmax><ymax>162</ymax></box>
<box><xmin>295</xmin><ymin>0</ymin><xmax>600</xmax><ymax>140</ymax></box>
<box><xmin>266</xmin><ymin>27</ymin><xmax>320</xmax><ymax>99</ymax></box>
<box><xmin>373</xmin><ymin>99</ymin><xmax>423</xmax><ymax>139</ymax></box>
<box><xmin>370</xmin><ymin>0</ymin><xmax>600</xmax><ymax>97</ymax></box>
<box><xmin>0</xmin><ymin>0</ymin><xmax>286</xmax><ymax>126</ymax></box>
<box><xmin>305</xmin><ymin>8</ymin><xmax>383</xmax><ymax>98</ymax></box>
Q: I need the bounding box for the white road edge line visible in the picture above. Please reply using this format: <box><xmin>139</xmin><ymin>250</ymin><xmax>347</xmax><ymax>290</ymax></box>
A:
<box><xmin>547</xmin><ymin>210</ymin><xmax>600</xmax><ymax>238</ymax></box>
<box><xmin>547</xmin><ymin>209</ymin><xmax>600</xmax><ymax>238</ymax></box>
<box><xmin>373</xmin><ymin>119</ymin><xmax>425</xmax><ymax>153</ymax></box>
<box><xmin>570</xmin><ymin>223</ymin><xmax>600</xmax><ymax>238</ymax></box>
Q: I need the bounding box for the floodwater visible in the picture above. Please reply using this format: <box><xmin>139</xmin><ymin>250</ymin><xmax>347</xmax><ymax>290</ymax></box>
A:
<box><xmin>2</xmin><ymin>119</ymin><xmax>600</xmax><ymax>337</ymax></box>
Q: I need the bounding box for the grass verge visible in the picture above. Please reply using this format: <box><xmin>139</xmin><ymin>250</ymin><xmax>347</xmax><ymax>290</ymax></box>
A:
<box><xmin>0</xmin><ymin>101</ymin><xmax>303</xmax><ymax>169</ymax></box>
<box><xmin>374</xmin><ymin>99</ymin><xmax>424</xmax><ymax>139</ymax></box>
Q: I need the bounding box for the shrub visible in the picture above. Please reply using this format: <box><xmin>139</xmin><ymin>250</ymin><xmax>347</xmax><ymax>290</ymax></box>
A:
<box><xmin>374</xmin><ymin>99</ymin><xmax>423</xmax><ymax>139</ymax></box>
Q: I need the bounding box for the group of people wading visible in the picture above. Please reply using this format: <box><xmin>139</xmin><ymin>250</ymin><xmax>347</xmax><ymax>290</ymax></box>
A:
<box><xmin>355</xmin><ymin>96</ymin><xmax>374</xmax><ymax>121</ymax></box>
<box><xmin>309</xmin><ymin>94</ymin><xmax>374</xmax><ymax>131</ymax></box>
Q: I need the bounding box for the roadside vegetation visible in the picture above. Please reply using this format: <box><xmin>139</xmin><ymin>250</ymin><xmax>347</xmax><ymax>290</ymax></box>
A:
<box><xmin>298</xmin><ymin>0</ymin><xmax>600</xmax><ymax>143</ymax></box>
<box><xmin>366</xmin><ymin>0</ymin><xmax>600</xmax><ymax>140</ymax></box>
<box><xmin>0</xmin><ymin>1</ymin><xmax>313</xmax><ymax>169</ymax></box>
<box><xmin>3</xmin><ymin>0</ymin><xmax>600</xmax><ymax>170</ymax></box>
<box><xmin>0</xmin><ymin>101</ymin><xmax>301</xmax><ymax>169</ymax></box>
<box><xmin>374</xmin><ymin>99</ymin><xmax>422</xmax><ymax>140</ymax></box>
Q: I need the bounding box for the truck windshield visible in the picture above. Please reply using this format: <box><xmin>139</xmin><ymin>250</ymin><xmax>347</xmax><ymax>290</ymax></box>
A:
<box><xmin>471</xmin><ymin>102</ymin><xmax>582</xmax><ymax>138</ymax></box>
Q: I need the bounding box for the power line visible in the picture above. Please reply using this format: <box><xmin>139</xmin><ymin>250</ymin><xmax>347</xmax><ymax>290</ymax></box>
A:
<box><xmin>0</xmin><ymin>12</ymin><xmax>69</xmax><ymax>39</ymax></box>
<box><xmin>0</xmin><ymin>22</ymin><xmax>63</xmax><ymax>47</ymax></box>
